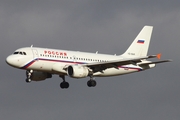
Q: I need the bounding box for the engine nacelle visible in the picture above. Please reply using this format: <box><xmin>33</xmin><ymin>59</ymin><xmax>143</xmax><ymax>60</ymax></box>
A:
<box><xmin>30</xmin><ymin>71</ymin><xmax>52</xmax><ymax>81</ymax></box>
<box><xmin>67</xmin><ymin>65</ymin><xmax>89</xmax><ymax>78</ymax></box>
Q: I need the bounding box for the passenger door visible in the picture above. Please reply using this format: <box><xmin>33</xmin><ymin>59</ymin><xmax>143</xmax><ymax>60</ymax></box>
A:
<box><xmin>32</xmin><ymin>49</ymin><xmax>39</xmax><ymax>61</ymax></box>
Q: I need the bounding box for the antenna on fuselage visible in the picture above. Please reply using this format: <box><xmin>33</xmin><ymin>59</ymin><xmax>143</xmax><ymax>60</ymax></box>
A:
<box><xmin>31</xmin><ymin>45</ymin><xmax>33</xmax><ymax>48</ymax></box>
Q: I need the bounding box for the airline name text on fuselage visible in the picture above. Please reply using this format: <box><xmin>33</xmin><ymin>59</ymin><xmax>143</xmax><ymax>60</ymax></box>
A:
<box><xmin>44</xmin><ymin>50</ymin><xmax>67</xmax><ymax>56</ymax></box>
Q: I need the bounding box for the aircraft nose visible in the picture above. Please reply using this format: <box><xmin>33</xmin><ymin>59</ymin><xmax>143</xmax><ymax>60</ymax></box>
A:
<box><xmin>6</xmin><ymin>56</ymin><xmax>14</xmax><ymax>65</ymax></box>
<box><xmin>6</xmin><ymin>55</ymin><xmax>20</xmax><ymax>68</ymax></box>
<box><xmin>6</xmin><ymin>55</ymin><xmax>24</xmax><ymax>68</ymax></box>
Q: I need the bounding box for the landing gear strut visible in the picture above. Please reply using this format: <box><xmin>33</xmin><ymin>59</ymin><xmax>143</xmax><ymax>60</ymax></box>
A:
<box><xmin>59</xmin><ymin>75</ymin><xmax>69</xmax><ymax>89</ymax></box>
<box><xmin>87</xmin><ymin>75</ymin><xmax>97</xmax><ymax>87</ymax></box>
<box><xmin>26</xmin><ymin>70</ymin><xmax>33</xmax><ymax>83</ymax></box>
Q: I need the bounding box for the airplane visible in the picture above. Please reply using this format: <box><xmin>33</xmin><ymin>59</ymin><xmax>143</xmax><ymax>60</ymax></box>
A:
<box><xmin>6</xmin><ymin>26</ymin><xmax>171</xmax><ymax>89</ymax></box>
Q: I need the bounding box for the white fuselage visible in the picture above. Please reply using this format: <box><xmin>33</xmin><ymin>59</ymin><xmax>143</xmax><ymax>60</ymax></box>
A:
<box><xmin>6</xmin><ymin>47</ymin><xmax>144</xmax><ymax>77</ymax></box>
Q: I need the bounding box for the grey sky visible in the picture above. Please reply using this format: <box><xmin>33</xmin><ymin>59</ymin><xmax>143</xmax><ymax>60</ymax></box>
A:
<box><xmin>1</xmin><ymin>0</ymin><xmax>180</xmax><ymax>120</ymax></box>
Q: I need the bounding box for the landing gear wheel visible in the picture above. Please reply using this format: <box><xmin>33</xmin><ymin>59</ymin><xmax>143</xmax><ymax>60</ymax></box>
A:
<box><xmin>60</xmin><ymin>82</ymin><xmax>69</xmax><ymax>89</ymax></box>
<box><xmin>25</xmin><ymin>78</ymin><xmax>31</xmax><ymax>83</ymax></box>
<box><xmin>59</xmin><ymin>75</ymin><xmax>69</xmax><ymax>89</ymax></box>
<box><xmin>87</xmin><ymin>80</ymin><xmax>97</xmax><ymax>87</ymax></box>
<box><xmin>26</xmin><ymin>70</ymin><xmax>33</xmax><ymax>83</ymax></box>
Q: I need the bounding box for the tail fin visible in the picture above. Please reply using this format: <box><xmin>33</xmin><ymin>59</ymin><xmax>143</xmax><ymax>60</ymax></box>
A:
<box><xmin>122</xmin><ymin>26</ymin><xmax>153</xmax><ymax>57</ymax></box>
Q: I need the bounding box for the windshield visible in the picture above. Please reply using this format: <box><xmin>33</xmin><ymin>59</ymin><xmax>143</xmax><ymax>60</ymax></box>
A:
<box><xmin>13</xmin><ymin>51</ymin><xmax>27</xmax><ymax>55</ymax></box>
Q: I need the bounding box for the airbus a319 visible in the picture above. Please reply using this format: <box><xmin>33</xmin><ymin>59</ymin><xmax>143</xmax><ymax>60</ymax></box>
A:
<box><xmin>6</xmin><ymin>26</ymin><xmax>171</xmax><ymax>89</ymax></box>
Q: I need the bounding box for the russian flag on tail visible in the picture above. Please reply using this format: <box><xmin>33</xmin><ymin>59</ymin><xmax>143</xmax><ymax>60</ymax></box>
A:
<box><xmin>137</xmin><ymin>40</ymin><xmax>145</xmax><ymax>44</ymax></box>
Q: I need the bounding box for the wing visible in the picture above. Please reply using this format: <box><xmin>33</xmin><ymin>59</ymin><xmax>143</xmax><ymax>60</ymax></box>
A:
<box><xmin>82</xmin><ymin>55</ymin><xmax>159</xmax><ymax>73</ymax></box>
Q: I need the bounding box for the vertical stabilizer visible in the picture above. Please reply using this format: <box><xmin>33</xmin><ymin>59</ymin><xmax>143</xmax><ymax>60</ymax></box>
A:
<box><xmin>122</xmin><ymin>26</ymin><xmax>153</xmax><ymax>57</ymax></box>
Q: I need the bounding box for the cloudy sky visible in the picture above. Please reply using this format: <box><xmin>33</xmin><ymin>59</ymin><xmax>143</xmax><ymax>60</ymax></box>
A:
<box><xmin>1</xmin><ymin>0</ymin><xmax>180</xmax><ymax>120</ymax></box>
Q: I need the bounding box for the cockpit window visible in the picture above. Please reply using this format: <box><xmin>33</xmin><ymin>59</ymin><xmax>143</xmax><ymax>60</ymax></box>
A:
<box><xmin>13</xmin><ymin>51</ymin><xmax>27</xmax><ymax>55</ymax></box>
<box><xmin>23</xmin><ymin>52</ymin><xmax>26</xmax><ymax>55</ymax></box>
<box><xmin>13</xmin><ymin>52</ymin><xmax>19</xmax><ymax>54</ymax></box>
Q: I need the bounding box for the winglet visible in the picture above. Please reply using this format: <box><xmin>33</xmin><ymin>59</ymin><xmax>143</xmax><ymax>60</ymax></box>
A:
<box><xmin>157</xmin><ymin>53</ymin><xmax>161</xmax><ymax>59</ymax></box>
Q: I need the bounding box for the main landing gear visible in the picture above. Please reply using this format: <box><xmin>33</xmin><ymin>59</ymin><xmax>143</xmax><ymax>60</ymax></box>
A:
<box><xmin>59</xmin><ymin>75</ymin><xmax>97</xmax><ymax>89</ymax></box>
<box><xmin>26</xmin><ymin>70</ymin><xmax>33</xmax><ymax>83</ymax></box>
<box><xmin>87</xmin><ymin>76</ymin><xmax>97</xmax><ymax>87</ymax></box>
<box><xmin>59</xmin><ymin>75</ymin><xmax>69</xmax><ymax>89</ymax></box>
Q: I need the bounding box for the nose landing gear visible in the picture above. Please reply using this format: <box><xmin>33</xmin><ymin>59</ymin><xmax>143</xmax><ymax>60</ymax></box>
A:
<box><xmin>26</xmin><ymin>70</ymin><xmax>33</xmax><ymax>83</ymax></box>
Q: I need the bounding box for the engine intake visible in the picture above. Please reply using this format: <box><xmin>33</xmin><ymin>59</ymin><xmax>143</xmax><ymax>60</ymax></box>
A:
<box><xmin>67</xmin><ymin>65</ymin><xmax>89</xmax><ymax>78</ymax></box>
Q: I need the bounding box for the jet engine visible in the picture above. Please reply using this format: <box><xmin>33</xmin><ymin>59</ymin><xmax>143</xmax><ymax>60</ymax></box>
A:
<box><xmin>29</xmin><ymin>71</ymin><xmax>52</xmax><ymax>81</ymax></box>
<box><xmin>67</xmin><ymin>65</ymin><xmax>89</xmax><ymax>78</ymax></box>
